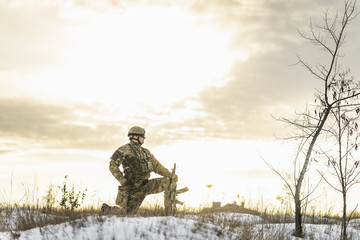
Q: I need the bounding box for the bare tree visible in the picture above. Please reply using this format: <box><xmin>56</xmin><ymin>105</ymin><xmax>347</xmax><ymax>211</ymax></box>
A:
<box><xmin>262</xmin><ymin>134</ymin><xmax>321</xmax><ymax>231</ymax></box>
<box><xmin>277</xmin><ymin>0</ymin><xmax>359</xmax><ymax>237</ymax></box>
<box><xmin>316</xmin><ymin>102</ymin><xmax>360</xmax><ymax>240</ymax></box>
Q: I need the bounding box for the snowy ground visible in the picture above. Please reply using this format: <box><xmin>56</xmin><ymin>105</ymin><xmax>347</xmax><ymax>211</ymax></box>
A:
<box><xmin>1</xmin><ymin>210</ymin><xmax>360</xmax><ymax>240</ymax></box>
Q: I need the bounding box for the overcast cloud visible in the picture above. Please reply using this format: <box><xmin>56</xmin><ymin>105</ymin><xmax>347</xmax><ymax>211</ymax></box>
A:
<box><xmin>0</xmin><ymin>99</ymin><xmax>129</xmax><ymax>152</ymax></box>
<box><xmin>1</xmin><ymin>0</ymin><xmax>360</xmax><ymax>153</ymax></box>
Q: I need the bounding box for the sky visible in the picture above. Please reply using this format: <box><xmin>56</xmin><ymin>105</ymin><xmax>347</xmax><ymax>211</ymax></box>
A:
<box><xmin>1</xmin><ymin>0</ymin><xmax>360</xmax><ymax>210</ymax></box>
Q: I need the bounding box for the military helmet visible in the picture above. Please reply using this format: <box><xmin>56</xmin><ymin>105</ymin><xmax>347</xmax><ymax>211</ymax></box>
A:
<box><xmin>128</xmin><ymin>126</ymin><xmax>146</xmax><ymax>138</ymax></box>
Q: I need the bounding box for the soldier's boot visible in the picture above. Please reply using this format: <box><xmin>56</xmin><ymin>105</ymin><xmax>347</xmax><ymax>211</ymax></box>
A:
<box><xmin>100</xmin><ymin>203</ymin><xmax>111</xmax><ymax>215</ymax></box>
<box><xmin>100</xmin><ymin>203</ymin><xmax>126</xmax><ymax>215</ymax></box>
<box><xmin>115</xmin><ymin>185</ymin><xmax>128</xmax><ymax>214</ymax></box>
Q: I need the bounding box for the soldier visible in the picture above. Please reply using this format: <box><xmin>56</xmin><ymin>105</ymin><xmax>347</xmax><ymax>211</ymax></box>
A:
<box><xmin>102</xmin><ymin>126</ymin><xmax>177</xmax><ymax>215</ymax></box>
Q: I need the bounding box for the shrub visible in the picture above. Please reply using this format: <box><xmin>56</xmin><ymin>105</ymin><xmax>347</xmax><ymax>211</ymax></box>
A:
<box><xmin>59</xmin><ymin>175</ymin><xmax>87</xmax><ymax>211</ymax></box>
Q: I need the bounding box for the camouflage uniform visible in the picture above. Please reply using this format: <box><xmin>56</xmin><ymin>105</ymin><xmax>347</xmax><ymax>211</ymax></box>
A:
<box><xmin>109</xmin><ymin>141</ymin><xmax>172</xmax><ymax>214</ymax></box>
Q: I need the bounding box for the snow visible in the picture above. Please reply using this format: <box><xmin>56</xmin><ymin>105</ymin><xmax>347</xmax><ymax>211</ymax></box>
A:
<box><xmin>1</xmin><ymin>210</ymin><xmax>360</xmax><ymax>240</ymax></box>
<box><xmin>0</xmin><ymin>215</ymin><xmax>238</xmax><ymax>240</ymax></box>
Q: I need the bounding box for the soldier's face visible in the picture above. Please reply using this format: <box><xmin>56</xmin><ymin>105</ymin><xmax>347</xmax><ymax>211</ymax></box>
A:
<box><xmin>139</xmin><ymin>136</ymin><xmax>145</xmax><ymax>144</ymax></box>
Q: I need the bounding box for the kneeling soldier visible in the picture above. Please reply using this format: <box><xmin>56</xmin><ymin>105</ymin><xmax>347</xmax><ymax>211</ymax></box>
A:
<box><xmin>104</xmin><ymin>126</ymin><xmax>177</xmax><ymax>215</ymax></box>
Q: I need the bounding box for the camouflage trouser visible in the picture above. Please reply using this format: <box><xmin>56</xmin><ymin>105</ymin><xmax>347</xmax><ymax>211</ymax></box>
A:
<box><xmin>115</xmin><ymin>177</ymin><xmax>170</xmax><ymax>214</ymax></box>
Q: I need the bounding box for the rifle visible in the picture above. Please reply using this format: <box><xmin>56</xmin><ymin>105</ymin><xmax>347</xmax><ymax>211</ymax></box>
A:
<box><xmin>165</xmin><ymin>163</ymin><xmax>189</xmax><ymax>215</ymax></box>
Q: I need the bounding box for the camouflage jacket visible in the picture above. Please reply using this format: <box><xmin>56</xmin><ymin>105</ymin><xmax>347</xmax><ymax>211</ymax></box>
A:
<box><xmin>109</xmin><ymin>141</ymin><xmax>172</xmax><ymax>187</ymax></box>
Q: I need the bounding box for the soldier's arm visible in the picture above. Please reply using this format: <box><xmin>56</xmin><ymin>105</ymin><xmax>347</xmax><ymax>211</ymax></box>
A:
<box><xmin>109</xmin><ymin>149</ymin><xmax>127</xmax><ymax>185</ymax></box>
<box><xmin>148</xmin><ymin>151</ymin><xmax>172</xmax><ymax>178</ymax></box>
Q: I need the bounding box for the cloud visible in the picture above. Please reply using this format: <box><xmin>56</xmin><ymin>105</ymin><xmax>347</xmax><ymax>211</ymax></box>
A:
<box><xmin>0</xmin><ymin>98</ymin><xmax>129</xmax><ymax>152</ymax></box>
<box><xmin>0</xmin><ymin>97</ymin><xmax>196</xmax><ymax>152</ymax></box>
<box><xmin>0</xmin><ymin>97</ymin><xmax>216</xmax><ymax>152</ymax></box>
<box><xmin>154</xmin><ymin>1</ymin><xmax>360</xmax><ymax>143</ymax></box>
<box><xmin>0</xmin><ymin>150</ymin><xmax>12</xmax><ymax>155</ymax></box>
<box><xmin>160</xmin><ymin>0</ymin><xmax>360</xmax><ymax>141</ymax></box>
<box><xmin>1</xmin><ymin>0</ymin><xmax>359</xmax><ymax>150</ymax></box>
<box><xmin>186</xmin><ymin>0</ymin><xmax>352</xmax><ymax>61</ymax></box>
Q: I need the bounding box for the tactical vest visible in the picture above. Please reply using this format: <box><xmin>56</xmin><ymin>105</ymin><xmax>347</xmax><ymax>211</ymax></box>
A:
<box><xmin>122</xmin><ymin>143</ymin><xmax>153</xmax><ymax>187</ymax></box>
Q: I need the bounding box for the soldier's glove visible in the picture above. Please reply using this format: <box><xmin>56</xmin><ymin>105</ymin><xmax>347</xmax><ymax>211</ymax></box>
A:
<box><xmin>171</xmin><ymin>174</ymin><xmax>178</xmax><ymax>182</ymax></box>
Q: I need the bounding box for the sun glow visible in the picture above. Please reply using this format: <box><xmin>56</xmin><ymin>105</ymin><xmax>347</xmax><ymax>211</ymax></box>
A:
<box><xmin>13</xmin><ymin>5</ymin><xmax>246</xmax><ymax>109</ymax></box>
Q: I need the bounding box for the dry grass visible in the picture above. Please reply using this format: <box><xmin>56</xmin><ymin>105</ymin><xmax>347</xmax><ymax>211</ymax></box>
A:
<box><xmin>1</xmin><ymin>178</ymin><xmax>360</xmax><ymax>240</ymax></box>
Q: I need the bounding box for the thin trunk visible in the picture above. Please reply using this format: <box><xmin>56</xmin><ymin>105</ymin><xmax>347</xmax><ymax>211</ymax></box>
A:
<box><xmin>294</xmin><ymin>198</ymin><xmax>303</xmax><ymax>237</ymax></box>
<box><xmin>342</xmin><ymin>190</ymin><xmax>347</xmax><ymax>240</ymax></box>
<box><xmin>339</xmin><ymin>108</ymin><xmax>348</xmax><ymax>240</ymax></box>
<box><xmin>294</xmin><ymin>107</ymin><xmax>331</xmax><ymax>237</ymax></box>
